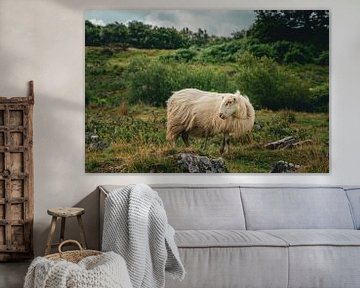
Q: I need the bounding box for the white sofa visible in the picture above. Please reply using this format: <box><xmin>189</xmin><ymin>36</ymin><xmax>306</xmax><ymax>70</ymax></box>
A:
<box><xmin>99</xmin><ymin>185</ymin><xmax>360</xmax><ymax>288</ymax></box>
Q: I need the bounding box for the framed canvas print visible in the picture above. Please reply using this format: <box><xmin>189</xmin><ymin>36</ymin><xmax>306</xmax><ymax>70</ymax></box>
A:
<box><xmin>85</xmin><ymin>10</ymin><xmax>329</xmax><ymax>173</ymax></box>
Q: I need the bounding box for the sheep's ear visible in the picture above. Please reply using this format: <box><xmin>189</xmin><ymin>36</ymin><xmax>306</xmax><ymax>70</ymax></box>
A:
<box><xmin>235</xmin><ymin>90</ymin><xmax>241</xmax><ymax>96</ymax></box>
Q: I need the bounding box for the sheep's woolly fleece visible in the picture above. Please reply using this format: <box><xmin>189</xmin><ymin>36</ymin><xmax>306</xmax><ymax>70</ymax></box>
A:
<box><xmin>166</xmin><ymin>88</ymin><xmax>255</xmax><ymax>141</ymax></box>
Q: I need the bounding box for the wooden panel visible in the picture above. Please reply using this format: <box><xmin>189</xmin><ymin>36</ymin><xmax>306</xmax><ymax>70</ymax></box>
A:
<box><xmin>0</xmin><ymin>226</ymin><xmax>4</xmax><ymax>245</ymax></box>
<box><xmin>0</xmin><ymin>153</ymin><xmax>4</xmax><ymax>172</ymax></box>
<box><xmin>0</xmin><ymin>81</ymin><xmax>33</xmax><ymax>261</ymax></box>
<box><xmin>0</xmin><ymin>110</ymin><xmax>4</xmax><ymax>126</ymax></box>
<box><xmin>0</xmin><ymin>180</ymin><xmax>4</xmax><ymax>198</ymax></box>
<box><xmin>10</xmin><ymin>152</ymin><xmax>24</xmax><ymax>173</ymax></box>
<box><xmin>11</xmin><ymin>180</ymin><xmax>24</xmax><ymax>198</ymax></box>
<box><xmin>9</xmin><ymin>110</ymin><xmax>23</xmax><ymax>126</ymax></box>
<box><xmin>0</xmin><ymin>132</ymin><xmax>4</xmax><ymax>146</ymax></box>
<box><xmin>10</xmin><ymin>132</ymin><xmax>23</xmax><ymax>146</ymax></box>
<box><xmin>11</xmin><ymin>226</ymin><xmax>24</xmax><ymax>246</ymax></box>
<box><xmin>0</xmin><ymin>204</ymin><xmax>4</xmax><ymax>219</ymax></box>
<box><xmin>10</xmin><ymin>204</ymin><xmax>24</xmax><ymax>221</ymax></box>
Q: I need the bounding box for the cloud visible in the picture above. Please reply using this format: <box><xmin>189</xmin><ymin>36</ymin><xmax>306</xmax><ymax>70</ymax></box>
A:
<box><xmin>85</xmin><ymin>10</ymin><xmax>256</xmax><ymax>36</ymax></box>
<box><xmin>88</xmin><ymin>19</ymin><xmax>106</xmax><ymax>27</ymax></box>
<box><xmin>143</xmin><ymin>10</ymin><xmax>255</xmax><ymax>36</ymax></box>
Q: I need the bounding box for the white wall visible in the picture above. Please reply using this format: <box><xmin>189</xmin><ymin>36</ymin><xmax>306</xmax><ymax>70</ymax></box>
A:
<box><xmin>0</xmin><ymin>0</ymin><xmax>360</xmax><ymax>256</ymax></box>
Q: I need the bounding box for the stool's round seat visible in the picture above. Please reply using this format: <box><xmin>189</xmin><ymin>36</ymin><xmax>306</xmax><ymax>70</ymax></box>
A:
<box><xmin>47</xmin><ymin>207</ymin><xmax>85</xmax><ymax>218</ymax></box>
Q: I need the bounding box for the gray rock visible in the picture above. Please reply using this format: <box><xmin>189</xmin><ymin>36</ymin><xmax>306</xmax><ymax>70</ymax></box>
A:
<box><xmin>177</xmin><ymin>153</ymin><xmax>227</xmax><ymax>173</ymax></box>
<box><xmin>271</xmin><ymin>160</ymin><xmax>300</xmax><ymax>173</ymax></box>
<box><xmin>254</xmin><ymin>120</ymin><xmax>265</xmax><ymax>130</ymax></box>
<box><xmin>87</xmin><ymin>134</ymin><xmax>109</xmax><ymax>150</ymax></box>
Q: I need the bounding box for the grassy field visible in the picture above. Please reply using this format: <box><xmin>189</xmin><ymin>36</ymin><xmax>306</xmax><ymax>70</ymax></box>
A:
<box><xmin>85</xmin><ymin>47</ymin><xmax>329</xmax><ymax>173</ymax></box>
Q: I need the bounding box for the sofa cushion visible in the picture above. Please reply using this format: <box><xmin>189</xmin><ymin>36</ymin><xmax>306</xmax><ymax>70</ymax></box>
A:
<box><xmin>262</xmin><ymin>229</ymin><xmax>360</xmax><ymax>246</ymax></box>
<box><xmin>241</xmin><ymin>187</ymin><xmax>355</xmax><ymax>230</ymax></box>
<box><xmin>165</xmin><ymin>246</ymin><xmax>288</xmax><ymax>288</ymax></box>
<box><xmin>175</xmin><ymin>230</ymin><xmax>287</xmax><ymax>248</ymax></box>
<box><xmin>345</xmin><ymin>188</ymin><xmax>360</xmax><ymax>229</ymax></box>
<box><xmin>100</xmin><ymin>185</ymin><xmax>246</xmax><ymax>230</ymax></box>
<box><xmin>154</xmin><ymin>186</ymin><xmax>246</xmax><ymax>230</ymax></box>
<box><xmin>287</xmin><ymin>246</ymin><xmax>360</xmax><ymax>288</ymax></box>
<box><xmin>260</xmin><ymin>230</ymin><xmax>360</xmax><ymax>288</ymax></box>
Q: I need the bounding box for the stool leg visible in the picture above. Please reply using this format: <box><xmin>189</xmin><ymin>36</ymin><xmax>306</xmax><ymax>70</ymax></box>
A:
<box><xmin>45</xmin><ymin>216</ymin><xmax>57</xmax><ymax>255</ymax></box>
<box><xmin>60</xmin><ymin>217</ymin><xmax>66</xmax><ymax>243</ymax></box>
<box><xmin>77</xmin><ymin>215</ymin><xmax>87</xmax><ymax>249</ymax></box>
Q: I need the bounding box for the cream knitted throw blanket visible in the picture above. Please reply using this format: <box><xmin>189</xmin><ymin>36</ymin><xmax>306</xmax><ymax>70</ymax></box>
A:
<box><xmin>24</xmin><ymin>251</ymin><xmax>133</xmax><ymax>288</ymax></box>
<box><xmin>102</xmin><ymin>184</ymin><xmax>185</xmax><ymax>288</ymax></box>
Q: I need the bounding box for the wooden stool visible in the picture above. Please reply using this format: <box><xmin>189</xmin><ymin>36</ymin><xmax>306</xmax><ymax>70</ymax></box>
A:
<box><xmin>45</xmin><ymin>207</ymin><xmax>87</xmax><ymax>255</ymax></box>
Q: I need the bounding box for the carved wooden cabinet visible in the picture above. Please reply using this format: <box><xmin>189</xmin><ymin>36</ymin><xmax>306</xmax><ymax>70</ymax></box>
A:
<box><xmin>0</xmin><ymin>81</ymin><xmax>34</xmax><ymax>261</ymax></box>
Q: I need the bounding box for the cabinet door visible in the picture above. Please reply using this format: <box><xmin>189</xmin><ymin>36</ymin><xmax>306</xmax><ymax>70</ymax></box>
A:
<box><xmin>0</xmin><ymin>103</ymin><xmax>33</xmax><ymax>261</ymax></box>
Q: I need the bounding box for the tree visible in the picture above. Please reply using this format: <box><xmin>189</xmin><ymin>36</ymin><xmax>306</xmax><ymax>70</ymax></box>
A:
<box><xmin>193</xmin><ymin>28</ymin><xmax>210</xmax><ymax>46</ymax></box>
<box><xmin>85</xmin><ymin>20</ymin><xmax>102</xmax><ymax>46</ymax></box>
<box><xmin>231</xmin><ymin>29</ymin><xmax>247</xmax><ymax>39</ymax></box>
<box><xmin>249</xmin><ymin>10</ymin><xmax>329</xmax><ymax>50</ymax></box>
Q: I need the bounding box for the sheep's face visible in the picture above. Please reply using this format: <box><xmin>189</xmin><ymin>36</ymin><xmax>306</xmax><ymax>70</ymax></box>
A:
<box><xmin>219</xmin><ymin>95</ymin><xmax>239</xmax><ymax>119</ymax></box>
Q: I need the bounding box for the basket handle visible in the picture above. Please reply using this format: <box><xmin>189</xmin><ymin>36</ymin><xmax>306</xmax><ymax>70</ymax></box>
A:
<box><xmin>58</xmin><ymin>240</ymin><xmax>83</xmax><ymax>255</ymax></box>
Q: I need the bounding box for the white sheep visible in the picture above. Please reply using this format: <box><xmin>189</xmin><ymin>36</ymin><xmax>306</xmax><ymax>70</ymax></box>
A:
<box><xmin>166</xmin><ymin>88</ymin><xmax>255</xmax><ymax>153</ymax></box>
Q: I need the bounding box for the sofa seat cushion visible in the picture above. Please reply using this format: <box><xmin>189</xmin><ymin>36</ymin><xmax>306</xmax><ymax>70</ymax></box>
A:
<box><xmin>262</xmin><ymin>229</ymin><xmax>360</xmax><ymax>246</ymax></box>
<box><xmin>175</xmin><ymin>230</ymin><xmax>288</xmax><ymax>248</ymax></box>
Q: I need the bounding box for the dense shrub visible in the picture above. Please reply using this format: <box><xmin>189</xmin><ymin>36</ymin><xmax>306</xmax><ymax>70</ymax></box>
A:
<box><xmin>316</xmin><ymin>50</ymin><xmax>329</xmax><ymax>65</ymax></box>
<box><xmin>283</xmin><ymin>44</ymin><xmax>313</xmax><ymax>64</ymax></box>
<box><xmin>196</xmin><ymin>41</ymin><xmax>243</xmax><ymax>63</ymax></box>
<box><xmin>236</xmin><ymin>53</ymin><xmax>313</xmax><ymax>111</ymax></box>
<box><xmin>159</xmin><ymin>48</ymin><xmax>198</xmax><ymax>62</ymax></box>
<box><xmin>127</xmin><ymin>57</ymin><xmax>236</xmax><ymax>106</ymax></box>
<box><xmin>245</xmin><ymin>42</ymin><xmax>274</xmax><ymax>59</ymax></box>
<box><xmin>243</xmin><ymin>39</ymin><xmax>322</xmax><ymax>64</ymax></box>
<box><xmin>271</xmin><ymin>41</ymin><xmax>293</xmax><ymax>61</ymax></box>
<box><xmin>309</xmin><ymin>83</ymin><xmax>329</xmax><ymax>112</ymax></box>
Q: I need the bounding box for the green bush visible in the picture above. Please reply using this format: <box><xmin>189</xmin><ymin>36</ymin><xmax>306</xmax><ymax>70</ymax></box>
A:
<box><xmin>271</xmin><ymin>41</ymin><xmax>293</xmax><ymax>61</ymax></box>
<box><xmin>284</xmin><ymin>47</ymin><xmax>307</xmax><ymax>64</ymax></box>
<box><xmin>283</xmin><ymin>43</ymin><xmax>315</xmax><ymax>64</ymax></box>
<box><xmin>159</xmin><ymin>48</ymin><xmax>198</xmax><ymax>62</ymax></box>
<box><xmin>196</xmin><ymin>41</ymin><xmax>243</xmax><ymax>63</ymax></box>
<box><xmin>316</xmin><ymin>50</ymin><xmax>329</xmax><ymax>65</ymax></box>
<box><xmin>242</xmin><ymin>39</ymin><xmax>325</xmax><ymax>65</ymax></box>
<box><xmin>236</xmin><ymin>53</ymin><xmax>313</xmax><ymax>111</ymax></box>
<box><xmin>309</xmin><ymin>83</ymin><xmax>329</xmax><ymax>112</ymax></box>
<box><xmin>127</xmin><ymin>57</ymin><xmax>236</xmax><ymax>106</ymax></box>
<box><xmin>246</xmin><ymin>43</ymin><xmax>274</xmax><ymax>58</ymax></box>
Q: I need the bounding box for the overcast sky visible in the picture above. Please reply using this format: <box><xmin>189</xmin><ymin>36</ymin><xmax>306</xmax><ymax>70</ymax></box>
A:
<box><xmin>85</xmin><ymin>10</ymin><xmax>256</xmax><ymax>37</ymax></box>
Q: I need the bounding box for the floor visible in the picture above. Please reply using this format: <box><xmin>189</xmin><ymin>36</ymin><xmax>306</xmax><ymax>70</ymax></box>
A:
<box><xmin>0</xmin><ymin>261</ymin><xmax>30</xmax><ymax>288</ymax></box>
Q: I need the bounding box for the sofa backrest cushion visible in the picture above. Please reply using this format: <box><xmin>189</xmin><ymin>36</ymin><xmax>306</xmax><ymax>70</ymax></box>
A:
<box><xmin>240</xmin><ymin>187</ymin><xmax>355</xmax><ymax>230</ymax></box>
<box><xmin>345</xmin><ymin>188</ymin><xmax>360</xmax><ymax>229</ymax></box>
<box><xmin>153</xmin><ymin>186</ymin><xmax>246</xmax><ymax>230</ymax></box>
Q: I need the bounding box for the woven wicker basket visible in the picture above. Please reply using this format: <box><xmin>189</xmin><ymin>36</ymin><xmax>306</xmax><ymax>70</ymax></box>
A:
<box><xmin>45</xmin><ymin>240</ymin><xmax>102</xmax><ymax>263</ymax></box>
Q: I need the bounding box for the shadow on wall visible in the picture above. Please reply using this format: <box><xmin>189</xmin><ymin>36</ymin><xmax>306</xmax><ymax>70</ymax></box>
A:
<box><xmin>0</xmin><ymin>0</ymin><xmax>105</xmax><ymax>257</ymax></box>
<box><xmin>32</xmin><ymin>93</ymin><xmax>87</xmax><ymax>256</ymax></box>
<box><xmin>38</xmin><ymin>188</ymin><xmax>100</xmax><ymax>256</ymax></box>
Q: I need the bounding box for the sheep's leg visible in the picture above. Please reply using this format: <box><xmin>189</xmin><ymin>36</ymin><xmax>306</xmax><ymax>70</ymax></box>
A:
<box><xmin>171</xmin><ymin>135</ymin><xmax>178</xmax><ymax>148</ymax></box>
<box><xmin>181</xmin><ymin>131</ymin><xmax>190</xmax><ymax>147</ymax></box>
<box><xmin>220</xmin><ymin>134</ymin><xmax>230</xmax><ymax>154</ymax></box>
<box><xmin>202</xmin><ymin>133</ymin><xmax>209</xmax><ymax>150</ymax></box>
<box><xmin>225</xmin><ymin>135</ymin><xmax>230</xmax><ymax>154</ymax></box>
<box><xmin>220</xmin><ymin>134</ymin><xmax>225</xmax><ymax>154</ymax></box>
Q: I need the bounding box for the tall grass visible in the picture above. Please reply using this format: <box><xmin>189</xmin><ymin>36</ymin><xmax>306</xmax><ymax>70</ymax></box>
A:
<box><xmin>85</xmin><ymin>106</ymin><xmax>329</xmax><ymax>173</ymax></box>
<box><xmin>236</xmin><ymin>53</ymin><xmax>322</xmax><ymax>112</ymax></box>
<box><xmin>127</xmin><ymin>57</ymin><xmax>236</xmax><ymax>106</ymax></box>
